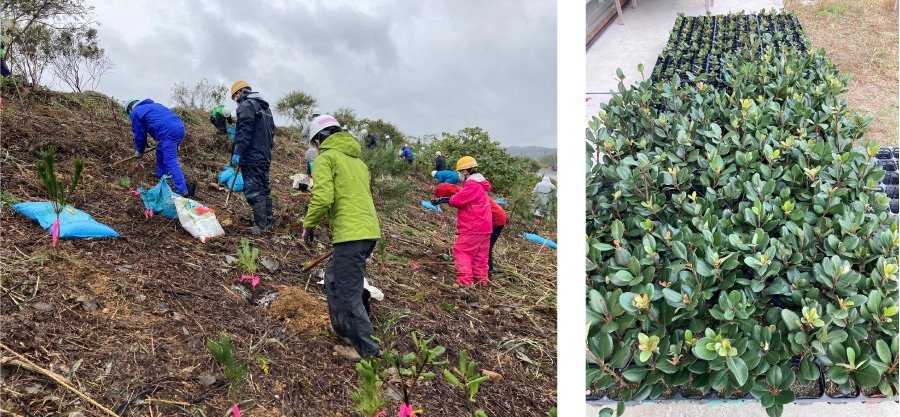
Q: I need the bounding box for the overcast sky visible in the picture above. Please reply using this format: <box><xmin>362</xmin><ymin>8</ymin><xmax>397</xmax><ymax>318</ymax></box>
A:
<box><xmin>86</xmin><ymin>0</ymin><xmax>556</xmax><ymax>148</ymax></box>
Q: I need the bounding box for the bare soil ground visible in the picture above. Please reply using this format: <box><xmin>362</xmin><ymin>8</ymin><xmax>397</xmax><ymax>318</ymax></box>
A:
<box><xmin>0</xmin><ymin>87</ymin><xmax>557</xmax><ymax>416</ymax></box>
<box><xmin>786</xmin><ymin>0</ymin><xmax>899</xmax><ymax>147</ymax></box>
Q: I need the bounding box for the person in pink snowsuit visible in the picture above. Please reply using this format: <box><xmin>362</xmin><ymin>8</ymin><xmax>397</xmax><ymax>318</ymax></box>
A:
<box><xmin>443</xmin><ymin>156</ymin><xmax>492</xmax><ymax>286</ymax></box>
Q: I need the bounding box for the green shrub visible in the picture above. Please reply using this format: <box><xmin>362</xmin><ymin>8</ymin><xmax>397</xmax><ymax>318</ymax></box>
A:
<box><xmin>586</xmin><ymin>48</ymin><xmax>898</xmax><ymax>417</ymax></box>
<box><xmin>424</xmin><ymin>127</ymin><xmax>538</xmax><ymax>196</ymax></box>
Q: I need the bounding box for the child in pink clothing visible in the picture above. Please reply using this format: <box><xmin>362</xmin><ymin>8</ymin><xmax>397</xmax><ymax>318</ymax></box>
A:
<box><xmin>444</xmin><ymin>160</ymin><xmax>492</xmax><ymax>286</ymax></box>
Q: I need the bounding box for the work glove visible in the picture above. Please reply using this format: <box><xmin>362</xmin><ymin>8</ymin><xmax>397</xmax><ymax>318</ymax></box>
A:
<box><xmin>230</xmin><ymin>154</ymin><xmax>240</xmax><ymax>167</ymax></box>
<box><xmin>431</xmin><ymin>197</ymin><xmax>450</xmax><ymax>205</ymax></box>
<box><xmin>301</xmin><ymin>227</ymin><xmax>315</xmax><ymax>243</ymax></box>
<box><xmin>134</xmin><ymin>150</ymin><xmax>143</xmax><ymax>159</ymax></box>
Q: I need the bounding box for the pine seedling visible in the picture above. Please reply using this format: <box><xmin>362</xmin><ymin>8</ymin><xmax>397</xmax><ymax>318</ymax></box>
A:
<box><xmin>206</xmin><ymin>332</ymin><xmax>247</xmax><ymax>394</ymax></box>
<box><xmin>37</xmin><ymin>147</ymin><xmax>84</xmax><ymax>247</ymax></box>
<box><xmin>350</xmin><ymin>359</ymin><xmax>385</xmax><ymax>416</ymax></box>
<box><xmin>236</xmin><ymin>238</ymin><xmax>259</xmax><ymax>275</ymax></box>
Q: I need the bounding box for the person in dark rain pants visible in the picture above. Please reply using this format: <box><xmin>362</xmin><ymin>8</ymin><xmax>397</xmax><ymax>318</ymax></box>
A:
<box><xmin>302</xmin><ymin>114</ymin><xmax>382</xmax><ymax>361</ymax></box>
<box><xmin>125</xmin><ymin>98</ymin><xmax>195</xmax><ymax>197</ymax></box>
<box><xmin>229</xmin><ymin>80</ymin><xmax>276</xmax><ymax>234</ymax></box>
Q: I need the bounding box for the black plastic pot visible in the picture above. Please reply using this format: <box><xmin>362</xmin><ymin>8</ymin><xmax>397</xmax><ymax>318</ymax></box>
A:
<box><xmin>884</xmin><ymin>185</ymin><xmax>899</xmax><ymax>199</ymax></box>
<box><xmin>875</xmin><ymin>149</ymin><xmax>893</xmax><ymax>159</ymax></box>
<box><xmin>875</xmin><ymin>159</ymin><xmax>898</xmax><ymax>172</ymax></box>
<box><xmin>883</xmin><ymin>171</ymin><xmax>899</xmax><ymax>185</ymax></box>
<box><xmin>890</xmin><ymin>199</ymin><xmax>899</xmax><ymax>214</ymax></box>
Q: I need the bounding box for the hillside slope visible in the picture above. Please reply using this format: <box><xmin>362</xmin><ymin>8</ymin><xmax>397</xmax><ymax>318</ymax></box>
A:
<box><xmin>0</xmin><ymin>87</ymin><xmax>557</xmax><ymax>416</ymax></box>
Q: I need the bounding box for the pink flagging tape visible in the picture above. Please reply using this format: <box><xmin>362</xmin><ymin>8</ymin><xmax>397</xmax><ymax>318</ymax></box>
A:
<box><xmin>398</xmin><ymin>403</ymin><xmax>415</xmax><ymax>417</ymax></box>
<box><xmin>241</xmin><ymin>275</ymin><xmax>260</xmax><ymax>287</ymax></box>
<box><xmin>409</xmin><ymin>262</ymin><xmax>421</xmax><ymax>270</ymax></box>
<box><xmin>51</xmin><ymin>218</ymin><xmax>60</xmax><ymax>247</ymax></box>
<box><xmin>231</xmin><ymin>404</ymin><xmax>241</xmax><ymax>417</ymax></box>
<box><xmin>374</xmin><ymin>411</ymin><xmax>387</xmax><ymax>417</ymax></box>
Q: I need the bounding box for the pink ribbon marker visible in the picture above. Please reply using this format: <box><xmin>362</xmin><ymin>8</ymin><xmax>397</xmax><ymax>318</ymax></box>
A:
<box><xmin>51</xmin><ymin>218</ymin><xmax>60</xmax><ymax>247</ymax></box>
<box><xmin>409</xmin><ymin>262</ymin><xmax>421</xmax><ymax>270</ymax></box>
<box><xmin>231</xmin><ymin>404</ymin><xmax>241</xmax><ymax>417</ymax></box>
<box><xmin>374</xmin><ymin>411</ymin><xmax>387</xmax><ymax>417</ymax></box>
<box><xmin>241</xmin><ymin>275</ymin><xmax>260</xmax><ymax>287</ymax></box>
<box><xmin>398</xmin><ymin>403</ymin><xmax>414</xmax><ymax>417</ymax></box>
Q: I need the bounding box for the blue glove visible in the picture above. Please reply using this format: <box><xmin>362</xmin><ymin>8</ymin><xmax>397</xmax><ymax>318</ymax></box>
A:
<box><xmin>230</xmin><ymin>154</ymin><xmax>240</xmax><ymax>167</ymax></box>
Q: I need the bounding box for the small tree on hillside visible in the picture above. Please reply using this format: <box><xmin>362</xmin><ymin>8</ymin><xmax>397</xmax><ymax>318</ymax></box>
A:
<box><xmin>427</xmin><ymin>127</ymin><xmax>538</xmax><ymax>195</ymax></box>
<box><xmin>4</xmin><ymin>0</ymin><xmax>94</xmax><ymax>87</ymax></box>
<box><xmin>359</xmin><ymin>118</ymin><xmax>404</xmax><ymax>144</ymax></box>
<box><xmin>333</xmin><ymin>107</ymin><xmax>361</xmax><ymax>132</ymax></box>
<box><xmin>170</xmin><ymin>79</ymin><xmax>228</xmax><ymax>110</ymax></box>
<box><xmin>50</xmin><ymin>26</ymin><xmax>112</xmax><ymax>92</ymax></box>
<box><xmin>275</xmin><ymin>90</ymin><xmax>317</xmax><ymax>125</ymax></box>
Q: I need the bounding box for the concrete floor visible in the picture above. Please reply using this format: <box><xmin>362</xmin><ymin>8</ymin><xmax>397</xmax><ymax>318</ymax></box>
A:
<box><xmin>586</xmin><ymin>401</ymin><xmax>899</xmax><ymax>417</ymax></box>
<box><xmin>585</xmin><ymin>0</ymin><xmax>784</xmax><ymax>118</ymax></box>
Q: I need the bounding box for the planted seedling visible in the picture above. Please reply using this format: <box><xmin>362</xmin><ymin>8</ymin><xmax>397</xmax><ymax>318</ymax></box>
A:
<box><xmin>236</xmin><ymin>237</ymin><xmax>260</xmax><ymax>291</ymax></box>
<box><xmin>443</xmin><ymin>349</ymin><xmax>491</xmax><ymax>416</ymax></box>
<box><xmin>37</xmin><ymin>146</ymin><xmax>85</xmax><ymax>248</ymax></box>
<box><xmin>381</xmin><ymin>332</ymin><xmax>448</xmax><ymax>415</ymax></box>
<box><xmin>206</xmin><ymin>332</ymin><xmax>247</xmax><ymax>397</ymax></box>
<box><xmin>351</xmin><ymin>359</ymin><xmax>385</xmax><ymax>417</ymax></box>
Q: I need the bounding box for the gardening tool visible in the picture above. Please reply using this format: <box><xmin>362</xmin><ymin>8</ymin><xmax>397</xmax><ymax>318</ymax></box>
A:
<box><xmin>302</xmin><ymin>249</ymin><xmax>334</xmax><ymax>272</ymax></box>
<box><xmin>112</xmin><ymin>146</ymin><xmax>156</xmax><ymax>167</ymax></box>
<box><xmin>224</xmin><ymin>166</ymin><xmax>241</xmax><ymax>208</ymax></box>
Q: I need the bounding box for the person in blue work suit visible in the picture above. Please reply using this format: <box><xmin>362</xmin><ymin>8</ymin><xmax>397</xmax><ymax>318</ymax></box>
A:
<box><xmin>400</xmin><ymin>143</ymin><xmax>415</xmax><ymax>166</ymax></box>
<box><xmin>125</xmin><ymin>98</ymin><xmax>195</xmax><ymax>197</ymax></box>
<box><xmin>431</xmin><ymin>169</ymin><xmax>460</xmax><ymax>184</ymax></box>
<box><xmin>229</xmin><ymin>79</ymin><xmax>276</xmax><ymax>234</ymax></box>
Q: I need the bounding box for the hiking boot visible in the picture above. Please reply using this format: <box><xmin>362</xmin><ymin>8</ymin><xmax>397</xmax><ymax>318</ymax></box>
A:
<box><xmin>333</xmin><ymin>344</ymin><xmax>362</xmax><ymax>362</ymax></box>
<box><xmin>265</xmin><ymin>197</ymin><xmax>273</xmax><ymax>226</ymax></box>
<box><xmin>328</xmin><ymin>325</ymin><xmax>353</xmax><ymax>346</ymax></box>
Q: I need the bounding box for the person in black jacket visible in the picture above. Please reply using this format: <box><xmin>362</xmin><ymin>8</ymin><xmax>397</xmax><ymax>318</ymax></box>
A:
<box><xmin>433</xmin><ymin>151</ymin><xmax>447</xmax><ymax>171</ymax></box>
<box><xmin>229</xmin><ymin>80</ymin><xmax>276</xmax><ymax>234</ymax></box>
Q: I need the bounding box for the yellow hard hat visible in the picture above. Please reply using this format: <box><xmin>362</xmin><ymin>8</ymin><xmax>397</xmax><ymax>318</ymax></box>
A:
<box><xmin>230</xmin><ymin>80</ymin><xmax>250</xmax><ymax>97</ymax></box>
<box><xmin>455</xmin><ymin>156</ymin><xmax>478</xmax><ymax>170</ymax></box>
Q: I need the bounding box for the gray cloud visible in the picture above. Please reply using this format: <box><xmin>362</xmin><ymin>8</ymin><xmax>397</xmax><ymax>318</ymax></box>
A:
<box><xmin>86</xmin><ymin>0</ymin><xmax>556</xmax><ymax>147</ymax></box>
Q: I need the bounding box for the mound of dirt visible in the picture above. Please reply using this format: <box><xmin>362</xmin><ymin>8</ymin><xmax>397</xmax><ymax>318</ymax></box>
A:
<box><xmin>268</xmin><ymin>285</ymin><xmax>329</xmax><ymax>333</ymax></box>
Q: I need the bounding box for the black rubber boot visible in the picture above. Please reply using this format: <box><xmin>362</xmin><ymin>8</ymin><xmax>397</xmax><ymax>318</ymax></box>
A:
<box><xmin>265</xmin><ymin>197</ymin><xmax>273</xmax><ymax>227</ymax></box>
<box><xmin>249</xmin><ymin>200</ymin><xmax>269</xmax><ymax>235</ymax></box>
<box><xmin>185</xmin><ymin>182</ymin><xmax>197</xmax><ymax>198</ymax></box>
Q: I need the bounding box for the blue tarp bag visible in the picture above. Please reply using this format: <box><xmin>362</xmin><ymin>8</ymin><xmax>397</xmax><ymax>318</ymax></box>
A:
<box><xmin>13</xmin><ymin>202</ymin><xmax>119</xmax><ymax>239</ymax></box>
<box><xmin>226</xmin><ymin>127</ymin><xmax>235</xmax><ymax>142</ymax></box>
<box><xmin>523</xmin><ymin>233</ymin><xmax>557</xmax><ymax>249</ymax></box>
<box><xmin>494</xmin><ymin>197</ymin><xmax>508</xmax><ymax>206</ymax></box>
<box><xmin>137</xmin><ymin>176</ymin><xmax>179</xmax><ymax>218</ymax></box>
<box><xmin>217</xmin><ymin>166</ymin><xmax>244</xmax><ymax>192</ymax></box>
<box><xmin>421</xmin><ymin>200</ymin><xmax>443</xmax><ymax>213</ymax></box>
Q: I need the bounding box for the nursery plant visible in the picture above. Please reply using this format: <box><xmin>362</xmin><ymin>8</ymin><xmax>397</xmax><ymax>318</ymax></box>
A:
<box><xmin>380</xmin><ymin>331</ymin><xmax>448</xmax><ymax>415</ymax></box>
<box><xmin>586</xmin><ymin>46</ymin><xmax>898</xmax><ymax>417</ymax></box>
<box><xmin>651</xmin><ymin>10</ymin><xmax>808</xmax><ymax>88</ymax></box>
<box><xmin>37</xmin><ymin>146</ymin><xmax>84</xmax><ymax>247</ymax></box>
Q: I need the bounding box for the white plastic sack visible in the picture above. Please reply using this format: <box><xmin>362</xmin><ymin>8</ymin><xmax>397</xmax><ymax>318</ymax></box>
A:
<box><xmin>171</xmin><ymin>196</ymin><xmax>225</xmax><ymax>243</ymax></box>
<box><xmin>316</xmin><ymin>276</ymin><xmax>384</xmax><ymax>301</ymax></box>
<box><xmin>289</xmin><ymin>173</ymin><xmax>313</xmax><ymax>190</ymax></box>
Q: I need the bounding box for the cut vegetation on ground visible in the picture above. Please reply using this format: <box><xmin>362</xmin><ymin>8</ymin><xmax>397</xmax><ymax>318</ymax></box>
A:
<box><xmin>0</xmin><ymin>86</ymin><xmax>557</xmax><ymax>416</ymax></box>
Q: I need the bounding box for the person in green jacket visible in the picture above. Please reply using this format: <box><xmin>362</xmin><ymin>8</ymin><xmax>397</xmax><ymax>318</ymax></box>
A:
<box><xmin>302</xmin><ymin>114</ymin><xmax>381</xmax><ymax>360</ymax></box>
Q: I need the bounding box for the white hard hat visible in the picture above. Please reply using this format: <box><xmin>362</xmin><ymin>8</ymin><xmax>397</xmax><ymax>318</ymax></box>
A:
<box><xmin>312</xmin><ymin>108</ymin><xmax>321</xmax><ymax>116</ymax></box>
<box><xmin>385</xmin><ymin>135</ymin><xmax>390</xmax><ymax>139</ymax></box>
<box><xmin>435</xmin><ymin>151</ymin><xmax>442</xmax><ymax>156</ymax></box>
<box><xmin>308</xmin><ymin>114</ymin><xmax>340</xmax><ymax>141</ymax></box>
<box><xmin>431</xmin><ymin>171</ymin><xmax>438</xmax><ymax>177</ymax></box>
